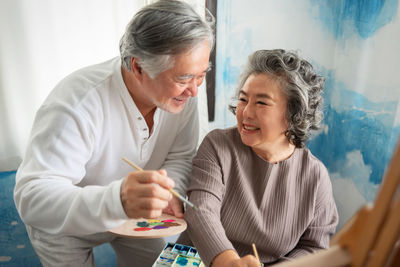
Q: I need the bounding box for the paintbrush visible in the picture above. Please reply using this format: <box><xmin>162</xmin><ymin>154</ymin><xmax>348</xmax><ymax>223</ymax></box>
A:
<box><xmin>252</xmin><ymin>243</ymin><xmax>261</xmax><ymax>265</ymax></box>
<box><xmin>122</xmin><ymin>157</ymin><xmax>198</xmax><ymax>211</ymax></box>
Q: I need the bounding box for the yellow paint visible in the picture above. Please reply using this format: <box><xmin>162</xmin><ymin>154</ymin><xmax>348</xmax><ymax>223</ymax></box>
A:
<box><xmin>148</xmin><ymin>219</ymin><xmax>162</xmax><ymax>223</ymax></box>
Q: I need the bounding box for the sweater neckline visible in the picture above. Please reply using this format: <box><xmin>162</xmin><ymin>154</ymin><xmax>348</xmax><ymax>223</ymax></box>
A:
<box><xmin>253</xmin><ymin>147</ymin><xmax>300</xmax><ymax>166</ymax></box>
<box><xmin>231</xmin><ymin>127</ymin><xmax>301</xmax><ymax>166</ymax></box>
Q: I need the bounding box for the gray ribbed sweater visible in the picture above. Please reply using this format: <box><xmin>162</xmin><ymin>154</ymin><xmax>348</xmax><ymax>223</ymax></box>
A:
<box><xmin>183</xmin><ymin>127</ymin><xmax>338</xmax><ymax>266</ymax></box>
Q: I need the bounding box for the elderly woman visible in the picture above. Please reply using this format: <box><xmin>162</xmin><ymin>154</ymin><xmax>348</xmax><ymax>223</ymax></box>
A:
<box><xmin>179</xmin><ymin>49</ymin><xmax>338</xmax><ymax>266</ymax></box>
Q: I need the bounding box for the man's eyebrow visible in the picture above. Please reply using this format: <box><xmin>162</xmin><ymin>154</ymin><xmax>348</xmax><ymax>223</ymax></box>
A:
<box><xmin>177</xmin><ymin>74</ymin><xmax>195</xmax><ymax>80</ymax></box>
<box><xmin>176</xmin><ymin>63</ymin><xmax>212</xmax><ymax>80</ymax></box>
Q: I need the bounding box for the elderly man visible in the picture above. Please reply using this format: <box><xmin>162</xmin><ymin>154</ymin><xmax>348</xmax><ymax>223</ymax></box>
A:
<box><xmin>14</xmin><ymin>0</ymin><xmax>214</xmax><ymax>266</ymax></box>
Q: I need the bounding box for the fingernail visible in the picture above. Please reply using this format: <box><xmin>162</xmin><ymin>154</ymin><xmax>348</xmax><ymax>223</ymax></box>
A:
<box><xmin>168</xmin><ymin>179</ymin><xmax>175</xmax><ymax>188</ymax></box>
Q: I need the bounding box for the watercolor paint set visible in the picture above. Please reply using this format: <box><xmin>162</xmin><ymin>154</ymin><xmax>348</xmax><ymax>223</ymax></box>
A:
<box><xmin>152</xmin><ymin>242</ymin><xmax>205</xmax><ymax>267</ymax></box>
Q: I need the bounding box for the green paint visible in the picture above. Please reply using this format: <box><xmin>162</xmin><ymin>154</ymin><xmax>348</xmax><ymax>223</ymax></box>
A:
<box><xmin>136</xmin><ymin>221</ymin><xmax>149</xmax><ymax>227</ymax></box>
<box><xmin>149</xmin><ymin>222</ymin><xmax>164</xmax><ymax>226</ymax></box>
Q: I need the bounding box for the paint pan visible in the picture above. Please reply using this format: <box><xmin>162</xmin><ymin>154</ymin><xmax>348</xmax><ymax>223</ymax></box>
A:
<box><xmin>180</xmin><ymin>246</ymin><xmax>190</xmax><ymax>255</ymax></box>
<box><xmin>152</xmin><ymin>243</ymin><xmax>205</xmax><ymax>267</ymax></box>
<box><xmin>172</xmin><ymin>255</ymin><xmax>201</xmax><ymax>266</ymax></box>
<box><xmin>164</xmin><ymin>243</ymin><xmax>174</xmax><ymax>251</ymax></box>
<box><xmin>172</xmin><ymin>244</ymin><xmax>183</xmax><ymax>253</ymax></box>
<box><xmin>186</xmin><ymin>248</ymin><xmax>197</xmax><ymax>257</ymax></box>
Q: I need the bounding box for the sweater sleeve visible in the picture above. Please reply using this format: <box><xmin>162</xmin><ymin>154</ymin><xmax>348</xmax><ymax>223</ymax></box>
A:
<box><xmin>184</xmin><ymin>132</ymin><xmax>236</xmax><ymax>267</ymax></box>
<box><xmin>284</xmin><ymin>162</ymin><xmax>338</xmax><ymax>259</ymax></box>
<box><xmin>161</xmin><ymin>97</ymin><xmax>199</xmax><ymax>196</ymax></box>
<box><xmin>14</xmin><ymin>98</ymin><xmax>128</xmax><ymax>235</ymax></box>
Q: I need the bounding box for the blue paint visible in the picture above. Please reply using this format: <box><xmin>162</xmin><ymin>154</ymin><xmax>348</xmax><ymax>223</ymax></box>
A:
<box><xmin>307</xmin><ymin>70</ymin><xmax>399</xmax><ymax>201</ymax></box>
<box><xmin>310</xmin><ymin>0</ymin><xmax>398</xmax><ymax>39</ymax></box>
<box><xmin>213</xmin><ymin>0</ymin><xmax>254</xmax><ymax>130</ymax></box>
<box><xmin>221</xmin><ymin>58</ymin><xmax>241</xmax><ymax>92</ymax></box>
<box><xmin>176</xmin><ymin>256</ymin><xmax>189</xmax><ymax>266</ymax></box>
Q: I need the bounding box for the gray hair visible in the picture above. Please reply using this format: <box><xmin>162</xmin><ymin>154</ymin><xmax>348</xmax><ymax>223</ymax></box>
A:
<box><xmin>119</xmin><ymin>0</ymin><xmax>215</xmax><ymax>78</ymax></box>
<box><xmin>229</xmin><ymin>49</ymin><xmax>325</xmax><ymax>148</ymax></box>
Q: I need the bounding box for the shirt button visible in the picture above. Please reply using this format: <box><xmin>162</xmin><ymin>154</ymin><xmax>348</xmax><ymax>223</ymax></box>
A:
<box><xmin>138</xmin><ymin>117</ymin><xmax>142</xmax><ymax>120</ymax></box>
<box><xmin>143</xmin><ymin>128</ymin><xmax>147</xmax><ymax>131</ymax></box>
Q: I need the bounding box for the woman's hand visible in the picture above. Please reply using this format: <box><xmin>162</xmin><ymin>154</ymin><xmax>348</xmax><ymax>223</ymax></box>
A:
<box><xmin>212</xmin><ymin>250</ymin><xmax>261</xmax><ymax>267</ymax></box>
<box><xmin>162</xmin><ymin>194</ymin><xmax>184</xmax><ymax>218</ymax></box>
<box><xmin>229</xmin><ymin>256</ymin><xmax>261</xmax><ymax>267</ymax></box>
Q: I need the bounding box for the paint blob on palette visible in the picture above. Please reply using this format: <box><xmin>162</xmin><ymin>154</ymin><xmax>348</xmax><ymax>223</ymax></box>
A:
<box><xmin>134</xmin><ymin>219</ymin><xmax>181</xmax><ymax>231</ymax></box>
<box><xmin>152</xmin><ymin>242</ymin><xmax>205</xmax><ymax>267</ymax></box>
<box><xmin>109</xmin><ymin>214</ymin><xmax>187</xmax><ymax>239</ymax></box>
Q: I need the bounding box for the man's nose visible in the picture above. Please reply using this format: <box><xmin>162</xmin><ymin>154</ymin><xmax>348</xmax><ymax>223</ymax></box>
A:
<box><xmin>185</xmin><ymin>79</ymin><xmax>198</xmax><ymax>97</ymax></box>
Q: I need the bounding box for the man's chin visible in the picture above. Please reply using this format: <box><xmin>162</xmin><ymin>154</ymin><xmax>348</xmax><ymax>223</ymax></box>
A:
<box><xmin>161</xmin><ymin>103</ymin><xmax>186</xmax><ymax>114</ymax></box>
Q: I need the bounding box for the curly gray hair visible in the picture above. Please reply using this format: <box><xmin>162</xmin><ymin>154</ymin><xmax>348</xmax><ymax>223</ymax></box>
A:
<box><xmin>119</xmin><ymin>0</ymin><xmax>215</xmax><ymax>79</ymax></box>
<box><xmin>229</xmin><ymin>49</ymin><xmax>325</xmax><ymax>148</ymax></box>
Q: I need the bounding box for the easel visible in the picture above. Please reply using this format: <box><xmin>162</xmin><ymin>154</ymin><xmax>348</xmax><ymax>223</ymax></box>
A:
<box><xmin>272</xmin><ymin>137</ymin><xmax>400</xmax><ymax>267</ymax></box>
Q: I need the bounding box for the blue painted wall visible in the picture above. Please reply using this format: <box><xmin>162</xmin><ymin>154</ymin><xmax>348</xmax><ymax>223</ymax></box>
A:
<box><xmin>310</xmin><ymin>0</ymin><xmax>398</xmax><ymax>39</ymax></box>
<box><xmin>212</xmin><ymin>0</ymin><xmax>400</xmax><ymax>229</ymax></box>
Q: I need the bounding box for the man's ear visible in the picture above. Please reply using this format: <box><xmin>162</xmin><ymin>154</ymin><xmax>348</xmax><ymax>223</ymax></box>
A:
<box><xmin>130</xmin><ymin>57</ymin><xmax>143</xmax><ymax>80</ymax></box>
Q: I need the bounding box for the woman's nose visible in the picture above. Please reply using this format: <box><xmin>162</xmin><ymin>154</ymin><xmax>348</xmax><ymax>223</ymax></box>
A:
<box><xmin>242</xmin><ymin>103</ymin><xmax>254</xmax><ymax>118</ymax></box>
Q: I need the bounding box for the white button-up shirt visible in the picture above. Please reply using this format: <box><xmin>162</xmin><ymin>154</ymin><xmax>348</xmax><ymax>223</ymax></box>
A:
<box><xmin>14</xmin><ymin>57</ymin><xmax>199</xmax><ymax>235</ymax></box>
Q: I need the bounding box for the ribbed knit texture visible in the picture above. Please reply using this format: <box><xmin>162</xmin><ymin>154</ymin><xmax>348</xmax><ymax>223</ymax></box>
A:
<box><xmin>183</xmin><ymin>127</ymin><xmax>338</xmax><ymax>266</ymax></box>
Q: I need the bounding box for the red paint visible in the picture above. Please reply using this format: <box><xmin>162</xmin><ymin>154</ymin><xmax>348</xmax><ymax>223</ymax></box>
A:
<box><xmin>162</xmin><ymin>219</ymin><xmax>175</xmax><ymax>222</ymax></box>
<box><xmin>134</xmin><ymin>227</ymin><xmax>152</xmax><ymax>231</ymax></box>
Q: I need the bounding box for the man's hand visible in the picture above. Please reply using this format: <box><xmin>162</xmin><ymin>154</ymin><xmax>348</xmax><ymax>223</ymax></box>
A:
<box><xmin>120</xmin><ymin>169</ymin><xmax>175</xmax><ymax>218</ymax></box>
